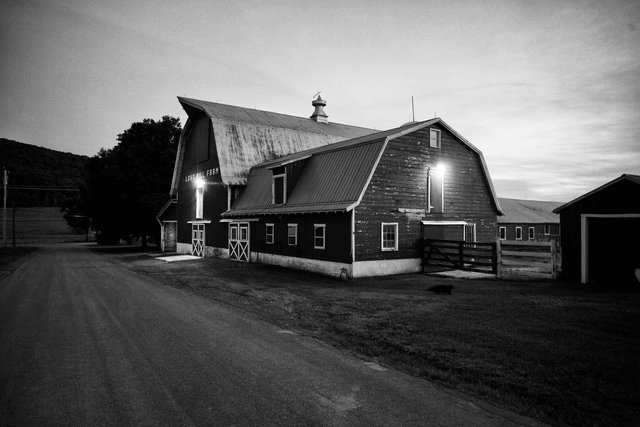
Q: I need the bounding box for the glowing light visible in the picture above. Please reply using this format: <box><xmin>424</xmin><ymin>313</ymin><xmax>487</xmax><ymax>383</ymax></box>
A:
<box><xmin>433</xmin><ymin>163</ymin><xmax>446</xmax><ymax>177</ymax></box>
<box><xmin>195</xmin><ymin>178</ymin><xmax>205</xmax><ymax>189</ymax></box>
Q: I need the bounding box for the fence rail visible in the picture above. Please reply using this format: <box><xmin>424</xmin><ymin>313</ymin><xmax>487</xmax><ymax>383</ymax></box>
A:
<box><xmin>422</xmin><ymin>238</ymin><xmax>559</xmax><ymax>279</ymax></box>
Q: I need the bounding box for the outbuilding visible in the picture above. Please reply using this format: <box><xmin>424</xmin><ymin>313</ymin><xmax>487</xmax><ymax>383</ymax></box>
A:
<box><xmin>553</xmin><ymin>174</ymin><xmax>640</xmax><ymax>285</ymax></box>
<box><xmin>497</xmin><ymin>198</ymin><xmax>563</xmax><ymax>242</ymax></box>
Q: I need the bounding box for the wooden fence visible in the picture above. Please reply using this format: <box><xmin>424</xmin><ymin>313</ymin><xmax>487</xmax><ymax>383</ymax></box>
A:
<box><xmin>497</xmin><ymin>240</ymin><xmax>559</xmax><ymax>279</ymax></box>
<box><xmin>422</xmin><ymin>238</ymin><xmax>559</xmax><ymax>279</ymax></box>
<box><xmin>422</xmin><ymin>239</ymin><xmax>497</xmax><ymax>274</ymax></box>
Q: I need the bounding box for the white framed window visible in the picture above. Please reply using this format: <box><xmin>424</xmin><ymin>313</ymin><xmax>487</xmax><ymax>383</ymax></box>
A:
<box><xmin>516</xmin><ymin>226</ymin><xmax>522</xmax><ymax>240</ymax></box>
<box><xmin>272</xmin><ymin>168</ymin><xmax>287</xmax><ymax>205</ymax></box>
<box><xmin>266</xmin><ymin>223</ymin><xmax>274</xmax><ymax>244</ymax></box>
<box><xmin>314</xmin><ymin>224</ymin><xmax>326</xmax><ymax>249</ymax></box>
<box><xmin>429</xmin><ymin>128</ymin><xmax>441</xmax><ymax>148</ymax></box>
<box><xmin>287</xmin><ymin>223</ymin><xmax>297</xmax><ymax>246</ymax></box>
<box><xmin>528</xmin><ymin>227</ymin><xmax>535</xmax><ymax>240</ymax></box>
<box><xmin>544</xmin><ymin>224</ymin><xmax>550</xmax><ymax>235</ymax></box>
<box><xmin>499</xmin><ymin>226</ymin><xmax>506</xmax><ymax>240</ymax></box>
<box><xmin>229</xmin><ymin>223</ymin><xmax>238</xmax><ymax>241</ymax></box>
<box><xmin>381</xmin><ymin>222</ymin><xmax>398</xmax><ymax>251</ymax></box>
<box><xmin>195</xmin><ymin>187</ymin><xmax>204</xmax><ymax>219</ymax></box>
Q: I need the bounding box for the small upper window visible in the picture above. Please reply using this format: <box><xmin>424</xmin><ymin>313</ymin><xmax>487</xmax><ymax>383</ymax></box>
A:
<box><xmin>528</xmin><ymin>227</ymin><xmax>535</xmax><ymax>240</ymax></box>
<box><xmin>287</xmin><ymin>224</ymin><xmax>297</xmax><ymax>246</ymax></box>
<box><xmin>314</xmin><ymin>224</ymin><xmax>326</xmax><ymax>249</ymax></box>
<box><xmin>381</xmin><ymin>222</ymin><xmax>398</xmax><ymax>251</ymax></box>
<box><xmin>516</xmin><ymin>227</ymin><xmax>523</xmax><ymax>240</ymax></box>
<box><xmin>266</xmin><ymin>223</ymin><xmax>274</xmax><ymax>244</ymax></box>
<box><xmin>499</xmin><ymin>227</ymin><xmax>506</xmax><ymax>240</ymax></box>
<box><xmin>429</xmin><ymin>128</ymin><xmax>441</xmax><ymax>148</ymax></box>
<box><xmin>272</xmin><ymin>167</ymin><xmax>286</xmax><ymax>205</ymax></box>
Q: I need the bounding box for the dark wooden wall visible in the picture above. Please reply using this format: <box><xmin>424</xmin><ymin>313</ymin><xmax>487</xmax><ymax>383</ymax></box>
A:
<box><xmin>355</xmin><ymin>124</ymin><xmax>499</xmax><ymax>262</ymax></box>
<box><xmin>248</xmin><ymin>212</ymin><xmax>352</xmax><ymax>263</ymax></box>
<box><xmin>558</xmin><ymin>179</ymin><xmax>640</xmax><ymax>282</ymax></box>
<box><xmin>498</xmin><ymin>223</ymin><xmax>560</xmax><ymax>241</ymax></box>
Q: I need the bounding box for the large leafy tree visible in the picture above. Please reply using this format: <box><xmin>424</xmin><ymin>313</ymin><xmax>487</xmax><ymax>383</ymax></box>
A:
<box><xmin>82</xmin><ymin>116</ymin><xmax>181</xmax><ymax>246</ymax></box>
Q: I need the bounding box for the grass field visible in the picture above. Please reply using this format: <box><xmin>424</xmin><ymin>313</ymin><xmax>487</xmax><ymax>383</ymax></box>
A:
<box><xmin>0</xmin><ymin>207</ymin><xmax>87</xmax><ymax>245</ymax></box>
<box><xmin>126</xmin><ymin>253</ymin><xmax>640</xmax><ymax>426</ymax></box>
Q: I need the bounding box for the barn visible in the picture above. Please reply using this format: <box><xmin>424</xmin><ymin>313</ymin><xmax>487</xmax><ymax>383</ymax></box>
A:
<box><xmin>160</xmin><ymin>95</ymin><xmax>377</xmax><ymax>258</ymax></box>
<box><xmin>553</xmin><ymin>174</ymin><xmax>640</xmax><ymax>285</ymax></box>
<box><xmin>221</xmin><ymin>118</ymin><xmax>503</xmax><ymax>277</ymax></box>
<box><xmin>497</xmin><ymin>198</ymin><xmax>562</xmax><ymax>242</ymax></box>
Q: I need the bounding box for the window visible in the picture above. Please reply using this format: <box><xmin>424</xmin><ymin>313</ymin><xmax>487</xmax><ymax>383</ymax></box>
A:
<box><xmin>314</xmin><ymin>224</ymin><xmax>326</xmax><ymax>249</ymax></box>
<box><xmin>528</xmin><ymin>227</ymin><xmax>535</xmax><ymax>240</ymax></box>
<box><xmin>229</xmin><ymin>224</ymin><xmax>238</xmax><ymax>240</ymax></box>
<box><xmin>499</xmin><ymin>227</ymin><xmax>506</xmax><ymax>240</ymax></box>
<box><xmin>287</xmin><ymin>224</ymin><xmax>297</xmax><ymax>246</ymax></box>
<box><xmin>272</xmin><ymin>167</ymin><xmax>286</xmax><ymax>205</ymax></box>
<box><xmin>544</xmin><ymin>224</ymin><xmax>550</xmax><ymax>235</ymax></box>
<box><xmin>381</xmin><ymin>222</ymin><xmax>398</xmax><ymax>251</ymax></box>
<box><xmin>195</xmin><ymin>187</ymin><xmax>204</xmax><ymax>219</ymax></box>
<box><xmin>516</xmin><ymin>226</ymin><xmax>522</xmax><ymax>240</ymax></box>
<box><xmin>429</xmin><ymin>128</ymin><xmax>441</xmax><ymax>148</ymax></box>
<box><xmin>429</xmin><ymin>166</ymin><xmax>444</xmax><ymax>213</ymax></box>
<box><xmin>266</xmin><ymin>223</ymin><xmax>274</xmax><ymax>244</ymax></box>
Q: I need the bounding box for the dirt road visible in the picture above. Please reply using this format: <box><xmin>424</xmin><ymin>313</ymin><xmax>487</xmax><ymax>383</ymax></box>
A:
<box><xmin>0</xmin><ymin>244</ymin><xmax>540</xmax><ymax>425</ymax></box>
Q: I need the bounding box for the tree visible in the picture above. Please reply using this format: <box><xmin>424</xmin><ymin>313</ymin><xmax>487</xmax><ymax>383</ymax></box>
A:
<box><xmin>81</xmin><ymin>116</ymin><xmax>181</xmax><ymax>246</ymax></box>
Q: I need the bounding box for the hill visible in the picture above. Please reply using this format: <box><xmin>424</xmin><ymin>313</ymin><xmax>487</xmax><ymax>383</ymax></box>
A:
<box><xmin>0</xmin><ymin>138</ymin><xmax>89</xmax><ymax>206</ymax></box>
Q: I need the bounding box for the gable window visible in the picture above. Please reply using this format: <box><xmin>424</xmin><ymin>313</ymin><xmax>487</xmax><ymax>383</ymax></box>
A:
<box><xmin>287</xmin><ymin>224</ymin><xmax>297</xmax><ymax>246</ymax></box>
<box><xmin>429</xmin><ymin>128</ymin><xmax>441</xmax><ymax>148</ymax></box>
<box><xmin>429</xmin><ymin>165</ymin><xmax>445</xmax><ymax>213</ymax></box>
<box><xmin>314</xmin><ymin>224</ymin><xmax>326</xmax><ymax>249</ymax></box>
<box><xmin>516</xmin><ymin>226</ymin><xmax>522</xmax><ymax>240</ymax></box>
<box><xmin>195</xmin><ymin>187</ymin><xmax>204</xmax><ymax>219</ymax></box>
<box><xmin>528</xmin><ymin>227</ymin><xmax>535</xmax><ymax>240</ymax></box>
<box><xmin>266</xmin><ymin>223</ymin><xmax>274</xmax><ymax>244</ymax></box>
<box><xmin>499</xmin><ymin>227</ymin><xmax>506</xmax><ymax>240</ymax></box>
<box><xmin>272</xmin><ymin>167</ymin><xmax>287</xmax><ymax>205</ymax></box>
<box><xmin>381</xmin><ymin>222</ymin><xmax>398</xmax><ymax>251</ymax></box>
<box><xmin>544</xmin><ymin>224</ymin><xmax>550</xmax><ymax>235</ymax></box>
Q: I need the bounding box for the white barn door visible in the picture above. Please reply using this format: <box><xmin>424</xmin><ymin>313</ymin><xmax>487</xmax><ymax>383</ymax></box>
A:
<box><xmin>229</xmin><ymin>222</ymin><xmax>250</xmax><ymax>262</ymax></box>
<box><xmin>191</xmin><ymin>224</ymin><xmax>205</xmax><ymax>257</ymax></box>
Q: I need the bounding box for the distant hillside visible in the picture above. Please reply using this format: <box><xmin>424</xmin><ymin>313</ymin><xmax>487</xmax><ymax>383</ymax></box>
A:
<box><xmin>0</xmin><ymin>138</ymin><xmax>89</xmax><ymax>206</ymax></box>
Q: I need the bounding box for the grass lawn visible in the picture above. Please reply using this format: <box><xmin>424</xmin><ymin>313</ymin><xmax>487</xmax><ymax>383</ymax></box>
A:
<box><xmin>127</xmin><ymin>251</ymin><xmax>640</xmax><ymax>425</ymax></box>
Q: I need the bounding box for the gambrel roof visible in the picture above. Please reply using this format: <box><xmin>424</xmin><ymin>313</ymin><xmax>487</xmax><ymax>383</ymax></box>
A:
<box><xmin>170</xmin><ymin>97</ymin><xmax>377</xmax><ymax>194</ymax></box>
<box><xmin>497</xmin><ymin>198</ymin><xmax>562</xmax><ymax>224</ymax></box>
<box><xmin>223</xmin><ymin>119</ymin><xmax>503</xmax><ymax>217</ymax></box>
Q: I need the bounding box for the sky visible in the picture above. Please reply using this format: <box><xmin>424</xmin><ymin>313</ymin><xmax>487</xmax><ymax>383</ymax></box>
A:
<box><xmin>1</xmin><ymin>0</ymin><xmax>639</xmax><ymax>202</ymax></box>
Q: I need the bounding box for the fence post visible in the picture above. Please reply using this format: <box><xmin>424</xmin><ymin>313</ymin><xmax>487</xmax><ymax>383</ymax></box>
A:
<box><xmin>550</xmin><ymin>238</ymin><xmax>557</xmax><ymax>279</ymax></box>
<box><xmin>458</xmin><ymin>241</ymin><xmax>464</xmax><ymax>268</ymax></box>
<box><xmin>495</xmin><ymin>238</ymin><xmax>502</xmax><ymax>278</ymax></box>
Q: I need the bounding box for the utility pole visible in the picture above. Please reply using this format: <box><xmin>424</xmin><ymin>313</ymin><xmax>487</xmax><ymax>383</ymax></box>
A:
<box><xmin>2</xmin><ymin>168</ymin><xmax>7</xmax><ymax>247</ymax></box>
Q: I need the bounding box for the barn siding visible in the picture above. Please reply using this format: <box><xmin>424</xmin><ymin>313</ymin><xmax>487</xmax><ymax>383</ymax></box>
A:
<box><xmin>176</xmin><ymin>114</ymin><xmax>228</xmax><ymax>250</ymax></box>
<box><xmin>499</xmin><ymin>223</ymin><xmax>560</xmax><ymax>241</ymax></box>
<box><xmin>247</xmin><ymin>212</ymin><xmax>352</xmax><ymax>263</ymax></box>
<box><xmin>557</xmin><ymin>178</ymin><xmax>640</xmax><ymax>282</ymax></box>
<box><xmin>355</xmin><ymin>125</ymin><xmax>498</xmax><ymax>262</ymax></box>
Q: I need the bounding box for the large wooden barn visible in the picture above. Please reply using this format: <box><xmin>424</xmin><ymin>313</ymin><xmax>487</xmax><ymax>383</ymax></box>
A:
<box><xmin>553</xmin><ymin>174</ymin><xmax>640</xmax><ymax>286</ymax></box>
<box><xmin>159</xmin><ymin>95</ymin><xmax>503</xmax><ymax>277</ymax></box>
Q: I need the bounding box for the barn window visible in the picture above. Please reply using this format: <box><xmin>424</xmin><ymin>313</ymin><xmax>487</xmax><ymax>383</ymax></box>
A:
<box><xmin>381</xmin><ymin>222</ymin><xmax>398</xmax><ymax>251</ymax></box>
<box><xmin>429</xmin><ymin>128</ymin><xmax>441</xmax><ymax>148</ymax></box>
<box><xmin>499</xmin><ymin>227</ymin><xmax>506</xmax><ymax>240</ymax></box>
<box><xmin>314</xmin><ymin>224</ymin><xmax>326</xmax><ymax>249</ymax></box>
<box><xmin>429</xmin><ymin>165</ymin><xmax>445</xmax><ymax>213</ymax></box>
<box><xmin>195</xmin><ymin>187</ymin><xmax>204</xmax><ymax>219</ymax></box>
<box><xmin>516</xmin><ymin>227</ymin><xmax>523</xmax><ymax>240</ymax></box>
<box><xmin>544</xmin><ymin>224</ymin><xmax>550</xmax><ymax>235</ymax></box>
<box><xmin>266</xmin><ymin>223</ymin><xmax>274</xmax><ymax>244</ymax></box>
<box><xmin>287</xmin><ymin>224</ymin><xmax>297</xmax><ymax>246</ymax></box>
<box><xmin>528</xmin><ymin>227</ymin><xmax>535</xmax><ymax>240</ymax></box>
<box><xmin>272</xmin><ymin>167</ymin><xmax>287</xmax><ymax>205</ymax></box>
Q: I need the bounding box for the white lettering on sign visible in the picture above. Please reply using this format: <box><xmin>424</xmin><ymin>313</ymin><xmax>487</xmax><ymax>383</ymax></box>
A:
<box><xmin>185</xmin><ymin>168</ymin><xmax>221</xmax><ymax>183</ymax></box>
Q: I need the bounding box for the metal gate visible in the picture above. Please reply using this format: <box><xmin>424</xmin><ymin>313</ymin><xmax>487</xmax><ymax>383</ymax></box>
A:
<box><xmin>191</xmin><ymin>223</ymin><xmax>205</xmax><ymax>257</ymax></box>
<box><xmin>229</xmin><ymin>222</ymin><xmax>249</xmax><ymax>262</ymax></box>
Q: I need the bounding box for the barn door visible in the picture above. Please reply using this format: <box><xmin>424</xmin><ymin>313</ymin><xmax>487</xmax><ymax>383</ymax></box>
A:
<box><xmin>191</xmin><ymin>224</ymin><xmax>205</xmax><ymax>257</ymax></box>
<box><xmin>229</xmin><ymin>222</ymin><xmax>250</xmax><ymax>262</ymax></box>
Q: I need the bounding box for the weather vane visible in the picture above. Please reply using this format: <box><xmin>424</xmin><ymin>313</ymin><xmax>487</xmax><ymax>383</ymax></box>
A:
<box><xmin>313</xmin><ymin>90</ymin><xmax>322</xmax><ymax>98</ymax></box>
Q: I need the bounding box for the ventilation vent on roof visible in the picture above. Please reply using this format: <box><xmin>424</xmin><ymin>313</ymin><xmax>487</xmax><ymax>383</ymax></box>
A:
<box><xmin>310</xmin><ymin>95</ymin><xmax>328</xmax><ymax>123</ymax></box>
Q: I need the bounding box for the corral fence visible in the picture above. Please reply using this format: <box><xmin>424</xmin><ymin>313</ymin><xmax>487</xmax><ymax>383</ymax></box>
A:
<box><xmin>422</xmin><ymin>238</ymin><xmax>559</xmax><ymax>279</ymax></box>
